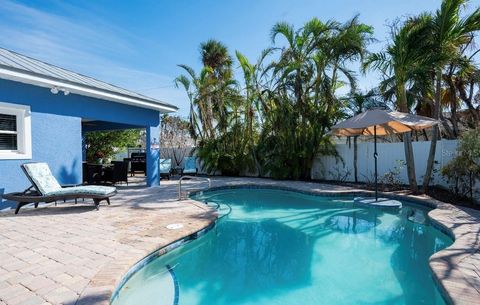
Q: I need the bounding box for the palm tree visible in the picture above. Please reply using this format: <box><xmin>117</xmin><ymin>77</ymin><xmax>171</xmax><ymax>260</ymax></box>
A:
<box><xmin>175</xmin><ymin>65</ymin><xmax>216</xmax><ymax>140</ymax></box>
<box><xmin>236</xmin><ymin>50</ymin><xmax>270</xmax><ymax>176</ymax></box>
<box><xmin>177</xmin><ymin>40</ymin><xmax>259</xmax><ymax>176</ymax></box>
<box><xmin>200</xmin><ymin>39</ymin><xmax>233</xmax><ymax>77</ymax></box>
<box><xmin>258</xmin><ymin>17</ymin><xmax>373</xmax><ymax>179</ymax></box>
<box><xmin>260</xmin><ymin>19</ymin><xmax>334</xmax><ymax>179</ymax></box>
<box><xmin>176</xmin><ymin>19</ymin><xmax>373</xmax><ymax>180</ymax></box>
<box><xmin>455</xmin><ymin>64</ymin><xmax>480</xmax><ymax>126</ymax></box>
<box><xmin>176</xmin><ymin>40</ymin><xmax>239</xmax><ymax>141</ymax></box>
<box><xmin>364</xmin><ymin>15</ymin><xmax>432</xmax><ymax>192</ymax></box>
<box><xmin>199</xmin><ymin>39</ymin><xmax>235</xmax><ymax>136</ymax></box>
<box><xmin>423</xmin><ymin>0</ymin><xmax>480</xmax><ymax>190</ymax></box>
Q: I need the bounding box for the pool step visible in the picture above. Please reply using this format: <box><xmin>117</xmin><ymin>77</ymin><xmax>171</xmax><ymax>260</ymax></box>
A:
<box><xmin>354</xmin><ymin>197</ymin><xmax>402</xmax><ymax>208</ymax></box>
<box><xmin>166</xmin><ymin>265</ymin><xmax>180</xmax><ymax>305</ymax></box>
<box><xmin>408</xmin><ymin>209</ymin><xmax>427</xmax><ymax>224</ymax></box>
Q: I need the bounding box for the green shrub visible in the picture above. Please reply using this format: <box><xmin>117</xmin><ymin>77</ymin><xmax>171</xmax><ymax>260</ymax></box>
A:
<box><xmin>441</xmin><ymin>130</ymin><xmax>480</xmax><ymax>200</ymax></box>
<box><xmin>84</xmin><ymin>129</ymin><xmax>142</xmax><ymax>162</ymax></box>
<box><xmin>196</xmin><ymin>125</ymin><xmax>256</xmax><ymax>177</ymax></box>
<box><xmin>380</xmin><ymin>160</ymin><xmax>406</xmax><ymax>190</ymax></box>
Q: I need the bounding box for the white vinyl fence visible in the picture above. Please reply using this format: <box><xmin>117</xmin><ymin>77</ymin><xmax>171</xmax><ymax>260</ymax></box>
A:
<box><xmin>118</xmin><ymin>141</ymin><xmax>466</xmax><ymax>193</ymax></box>
<box><xmin>114</xmin><ymin>147</ymin><xmax>195</xmax><ymax>167</ymax></box>
<box><xmin>311</xmin><ymin>140</ymin><xmax>459</xmax><ymax>188</ymax></box>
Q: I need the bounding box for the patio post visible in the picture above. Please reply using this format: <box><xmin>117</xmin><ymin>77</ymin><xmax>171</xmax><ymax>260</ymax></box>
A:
<box><xmin>146</xmin><ymin>125</ymin><xmax>160</xmax><ymax>186</ymax></box>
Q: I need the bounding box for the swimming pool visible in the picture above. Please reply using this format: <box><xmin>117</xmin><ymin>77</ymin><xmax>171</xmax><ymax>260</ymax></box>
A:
<box><xmin>111</xmin><ymin>188</ymin><xmax>452</xmax><ymax>305</ymax></box>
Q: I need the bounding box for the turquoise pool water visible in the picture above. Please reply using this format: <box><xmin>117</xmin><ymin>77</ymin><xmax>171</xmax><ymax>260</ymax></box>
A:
<box><xmin>112</xmin><ymin>188</ymin><xmax>452</xmax><ymax>305</ymax></box>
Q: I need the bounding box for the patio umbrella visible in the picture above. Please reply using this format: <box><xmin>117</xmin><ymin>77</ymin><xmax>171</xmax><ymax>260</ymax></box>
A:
<box><xmin>330</xmin><ymin>109</ymin><xmax>438</xmax><ymax>201</ymax></box>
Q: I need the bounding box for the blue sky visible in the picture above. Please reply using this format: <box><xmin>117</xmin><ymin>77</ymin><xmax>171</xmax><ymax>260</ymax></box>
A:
<box><xmin>0</xmin><ymin>0</ymin><xmax>478</xmax><ymax>116</ymax></box>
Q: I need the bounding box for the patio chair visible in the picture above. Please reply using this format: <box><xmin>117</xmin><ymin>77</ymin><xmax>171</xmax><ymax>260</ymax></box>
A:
<box><xmin>82</xmin><ymin>162</ymin><xmax>88</xmax><ymax>184</ymax></box>
<box><xmin>2</xmin><ymin>162</ymin><xmax>116</xmax><ymax>214</ymax></box>
<box><xmin>160</xmin><ymin>159</ymin><xmax>172</xmax><ymax>180</ymax></box>
<box><xmin>111</xmin><ymin>160</ymin><xmax>129</xmax><ymax>185</ymax></box>
<box><xmin>86</xmin><ymin>164</ymin><xmax>104</xmax><ymax>184</ymax></box>
<box><xmin>182</xmin><ymin>157</ymin><xmax>198</xmax><ymax>176</ymax></box>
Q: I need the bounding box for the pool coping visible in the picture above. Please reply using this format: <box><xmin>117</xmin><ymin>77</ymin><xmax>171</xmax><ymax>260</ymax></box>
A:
<box><xmin>109</xmin><ymin>181</ymin><xmax>480</xmax><ymax>305</ymax></box>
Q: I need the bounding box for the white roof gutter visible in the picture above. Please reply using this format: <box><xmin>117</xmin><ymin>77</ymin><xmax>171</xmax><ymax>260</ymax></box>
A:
<box><xmin>0</xmin><ymin>67</ymin><xmax>178</xmax><ymax>113</ymax></box>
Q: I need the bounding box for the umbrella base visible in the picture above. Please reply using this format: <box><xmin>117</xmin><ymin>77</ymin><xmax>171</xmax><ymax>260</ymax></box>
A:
<box><xmin>354</xmin><ymin>197</ymin><xmax>402</xmax><ymax>208</ymax></box>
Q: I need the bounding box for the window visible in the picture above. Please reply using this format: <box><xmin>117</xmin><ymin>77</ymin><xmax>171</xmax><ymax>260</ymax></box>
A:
<box><xmin>0</xmin><ymin>114</ymin><xmax>17</xmax><ymax>150</ymax></box>
<box><xmin>0</xmin><ymin>102</ymin><xmax>31</xmax><ymax>159</ymax></box>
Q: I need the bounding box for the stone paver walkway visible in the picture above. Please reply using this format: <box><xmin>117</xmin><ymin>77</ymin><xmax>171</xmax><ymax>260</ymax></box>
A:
<box><xmin>0</xmin><ymin>181</ymin><xmax>216</xmax><ymax>305</ymax></box>
<box><xmin>0</xmin><ymin>177</ymin><xmax>479</xmax><ymax>305</ymax></box>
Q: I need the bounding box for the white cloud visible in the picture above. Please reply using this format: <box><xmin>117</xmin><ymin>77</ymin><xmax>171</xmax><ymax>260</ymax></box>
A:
<box><xmin>0</xmin><ymin>0</ymin><xmax>190</xmax><ymax>116</ymax></box>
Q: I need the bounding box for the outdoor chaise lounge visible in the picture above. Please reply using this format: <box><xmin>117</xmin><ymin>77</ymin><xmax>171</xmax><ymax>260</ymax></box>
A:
<box><xmin>2</xmin><ymin>162</ymin><xmax>117</xmax><ymax>214</ymax></box>
<box><xmin>182</xmin><ymin>156</ymin><xmax>198</xmax><ymax>176</ymax></box>
<box><xmin>160</xmin><ymin>158</ymin><xmax>172</xmax><ymax>180</ymax></box>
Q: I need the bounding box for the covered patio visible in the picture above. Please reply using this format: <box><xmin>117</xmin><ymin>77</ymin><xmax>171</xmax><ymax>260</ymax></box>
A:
<box><xmin>81</xmin><ymin>120</ymin><xmax>152</xmax><ymax>187</ymax></box>
<box><xmin>0</xmin><ymin>48</ymin><xmax>178</xmax><ymax>210</ymax></box>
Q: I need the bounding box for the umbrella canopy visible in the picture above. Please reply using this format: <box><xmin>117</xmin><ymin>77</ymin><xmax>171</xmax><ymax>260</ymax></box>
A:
<box><xmin>330</xmin><ymin>109</ymin><xmax>438</xmax><ymax>202</ymax></box>
<box><xmin>331</xmin><ymin>109</ymin><xmax>438</xmax><ymax>136</ymax></box>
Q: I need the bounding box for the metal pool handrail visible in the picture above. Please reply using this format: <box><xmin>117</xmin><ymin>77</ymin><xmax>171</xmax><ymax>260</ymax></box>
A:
<box><xmin>178</xmin><ymin>176</ymin><xmax>211</xmax><ymax>200</ymax></box>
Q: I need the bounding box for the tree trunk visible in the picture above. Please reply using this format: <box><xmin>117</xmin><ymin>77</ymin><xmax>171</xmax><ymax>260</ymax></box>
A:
<box><xmin>397</xmin><ymin>82</ymin><xmax>418</xmax><ymax>193</ymax></box>
<box><xmin>439</xmin><ymin>112</ymin><xmax>454</xmax><ymax>139</ymax></box>
<box><xmin>456</xmin><ymin>79</ymin><xmax>480</xmax><ymax>126</ymax></box>
<box><xmin>423</xmin><ymin>69</ymin><xmax>442</xmax><ymax>191</ymax></box>
<box><xmin>469</xmin><ymin>171</ymin><xmax>473</xmax><ymax>202</ymax></box>
<box><xmin>353</xmin><ymin>136</ymin><xmax>358</xmax><ymax>183</ymax></box>
<box><xmin>248</xmin><ymin>105</ymin><xmax>261</xmax><ymax>177</ymax></box>
<box><xmin>422</xmin><ymin>129</ymin><xmax>429</xmax><ymax>141</ymax></box>
<box><xmin>447</xmin><ymin>78</ymin><xmax>459</xmax><ymax>137</ymax></box>
<box><xmin>403</xmin><ymin>133</ymin><xmax>418</xmax><ymax>192</ymax></box>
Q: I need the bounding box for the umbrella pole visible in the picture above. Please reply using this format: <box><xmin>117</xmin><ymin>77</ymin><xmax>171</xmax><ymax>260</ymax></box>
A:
<box><xmin>374</xmin><ymin>126</ymin><xmax>378</xmax><ymax>201</ymax></box>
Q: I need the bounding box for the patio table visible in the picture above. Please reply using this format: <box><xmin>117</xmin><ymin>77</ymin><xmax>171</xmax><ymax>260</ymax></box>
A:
<box><xmin>86</xmin><ymin>163</ymin><xmax>114</xmax><ymax>184</ymax></box>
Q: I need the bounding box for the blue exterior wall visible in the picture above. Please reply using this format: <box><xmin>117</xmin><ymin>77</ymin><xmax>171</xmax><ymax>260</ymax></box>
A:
<box><xmin>0</xmin><ymin>79</ymin><xmax>162</xmax><ymax>209</ymax></box>
<box><xmin>0</xmin><ymin>112</ymin><xmax>82</xmax><ymax>209</ymax></box>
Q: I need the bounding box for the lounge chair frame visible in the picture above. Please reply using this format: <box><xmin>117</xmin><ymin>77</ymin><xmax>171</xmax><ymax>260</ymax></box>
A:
<box><xmin>2</xmin><ymin>163</ymin><xmax>116</xmax><ymax>214</ymax></box>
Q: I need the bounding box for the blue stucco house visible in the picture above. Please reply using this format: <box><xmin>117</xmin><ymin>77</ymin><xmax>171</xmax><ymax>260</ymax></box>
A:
<box><xmin>0</xmin><ymin>48</ymin><xmax>177</xmax><ymax>210</ymax></box>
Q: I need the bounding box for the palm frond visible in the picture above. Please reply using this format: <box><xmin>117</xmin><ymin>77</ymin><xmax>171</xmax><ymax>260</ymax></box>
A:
<box><xmin>271</xmin><ymin>22</ymin><xmax>295</xmax><ymax>46</ymax></box>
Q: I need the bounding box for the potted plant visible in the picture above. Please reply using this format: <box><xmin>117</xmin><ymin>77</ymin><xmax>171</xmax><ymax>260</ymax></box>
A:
<box><xmin>95</xmin><ymin>151</ymin><xmax>105</xmax><ymax>164</ymax></box>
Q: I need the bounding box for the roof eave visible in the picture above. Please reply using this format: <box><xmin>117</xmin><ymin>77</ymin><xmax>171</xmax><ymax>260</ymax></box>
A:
<box><xmin>0</xmin><ymin>67</ymin><xmax>178</xmax><ymax>113</ymax></box>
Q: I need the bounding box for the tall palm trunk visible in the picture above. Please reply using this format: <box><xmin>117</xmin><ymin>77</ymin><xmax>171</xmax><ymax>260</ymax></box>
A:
<box><xmin>403</xmin><ymin>134</ymin><xmax>417</xmax><ymax>192</ymax></box>
<box><xmin>446</xmin><ymin>77</ymin><xmax>459</xmax><ymax>137</ymax></box>
<box><xmin>353</xmin><ymin>136</ymin><xmax>358</xmax><ymax>183</ymax></box>
<box><xmin>423</xmin><ymin>69</ymin><xmax>442</xmax><ymax>190</ymax></box>
<box><xmin>247</xmin><ymin>103</ymin><xmax>261</xmax><ymax>176</ymax></box>
<box><xmin>398</xmin><ymin>82</ymin><xmax>418</xmax><ymax>192</ymax></box>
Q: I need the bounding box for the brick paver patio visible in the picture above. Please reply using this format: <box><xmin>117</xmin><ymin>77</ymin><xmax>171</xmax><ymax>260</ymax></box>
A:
<box><xmin>0</xmin><ymin>177</ymin><xmax>479</xmax><ymax>305</ymax></box>
<box><xmin>0</xmin><ymin>180</ymin><xmax>216</xmax><ymax>305</ymax></box>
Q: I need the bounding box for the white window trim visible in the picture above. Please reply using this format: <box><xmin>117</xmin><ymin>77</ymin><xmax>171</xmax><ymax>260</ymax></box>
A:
<box><xmin>0</xmin><ymin>101</ymin><xmax>32</xmax><ymax>160</ymax></box>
